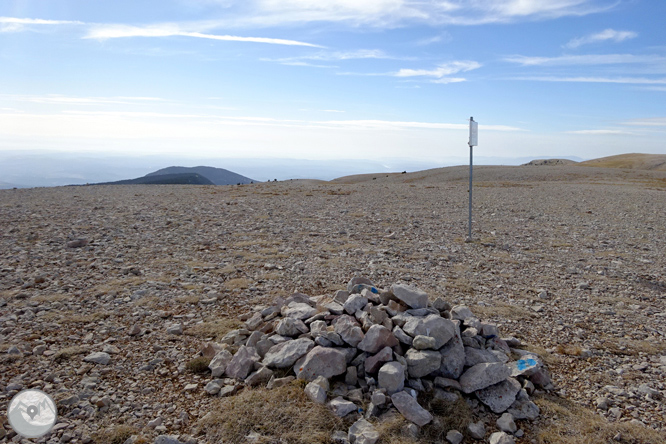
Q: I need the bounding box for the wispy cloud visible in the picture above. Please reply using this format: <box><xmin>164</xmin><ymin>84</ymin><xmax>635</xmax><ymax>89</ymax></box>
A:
<box><xmin>415</xmin><ymin>32</ymin><xmax>452</xmax><ymax>46</ymax></box>
<box><xmin>0</xmin><ymin>16</ymin><xmax>83</xmax><ymax>33</ymax></box>
<box><xmin>567</xmin><ymin>129</ymin><xmax>636</xmax><ymax>135</ymax></box>
<box><xmin>565</xmin><ymin>28</ymin><xmax>637</xmax><ymax>49</ymax></box>
<box><xmin>264</xmin><ymin>49</ymin><xmax>393</xmax><ymax>67</ymax></box>
<box><xmin>621</xmin><ymin>117</ymin><xmax>666</xmax><ymax>127</ymax></box>
<box><xmin>202</xmin><ymin>0</ymin><xmax>619</xmax><ymax>28</ymax></box>
<box><xmin>85</xmin><ymin>24</ymin><xmax>323</xmax><ymax>47</ymax></box>
<box><xmin>0</xmin><ymin>94</ymin><xmax>167</xmax><ymax>105</ymax></box>
<box><xmin>512</xmin><ymin>76</ymin><xmax>666</xmax><ymax>84</ymax></box>
<box><xmin>394</xmin><ymin>61</ymin><xmax>481</xmax><ymax>78</ymax></box>
<box><xmin>504</xmin><ymin>54</ymin><xmax>666</xmax><ymax>66</ymax></box>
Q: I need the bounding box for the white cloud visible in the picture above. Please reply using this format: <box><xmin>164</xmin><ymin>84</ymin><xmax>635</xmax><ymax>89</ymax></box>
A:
<box><xmin>0</xmin><ymin>94</ymin><xmax>167</xmax><ymax>105</ymax></box>
<box><xmin>394</xmin><ymin>61</ymin><xmax>481</xmax><ymax>78</ymax></box>
<box><xmin>512</xmin><ymin>76</ymin><xmax>666</xmax><ymax>84</ymax></box>
<box><xmin>504</xmin><ymin>54</ymin><xmax>665</xmax><ymax>66</ymax></box>
<box><xmin>0</xmin><ymin>16</ymin><xmax>83</xmax><ymax>32</ymax></box>
<box><xmin>85</xmin><ymin>24</ymin><xmax>323</xmax><ymax>47</ymax></box>
<box><xmin>567</xmin><ymin>129</ymin><xmax>636</xmax><ymax>135</ymax></box>
<box><xmin>621</xmin><ymin>117</ymin><xmax>666</xmax><ymax>127</ymax></box>
<box><xmin>264</xmin><ymin>49</ymin><xmax>393</xmax><ymax>66</ymax></box>
<box><xmin>565</xmin><ymin>29</ymin><xmax>637</xmax><ymax>49</ymax></box>
<box><xmin>224</xmin><ymin>0</ymin><xmax>617</xmax><ymax>27</ymax></box>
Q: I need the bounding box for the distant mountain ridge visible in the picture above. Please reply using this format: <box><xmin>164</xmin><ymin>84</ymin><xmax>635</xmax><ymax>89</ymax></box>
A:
<box><xmin>100</xmin><ymin>173</ymin><xmax>214</xmax><ymax>185</ymax></box>
<box><xmin>146</xmin><ymin>166</ymin><xmax>256</xmax><ymax>185</ymax></box>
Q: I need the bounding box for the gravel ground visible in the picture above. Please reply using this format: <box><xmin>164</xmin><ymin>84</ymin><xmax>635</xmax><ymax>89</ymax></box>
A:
<box><xmin>1</xmin><ymin>165</ymin><xmax>665</xmax><ymax>443</ymax></box>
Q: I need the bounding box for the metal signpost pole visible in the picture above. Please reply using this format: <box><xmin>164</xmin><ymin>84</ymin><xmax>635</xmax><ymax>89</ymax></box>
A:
<box><xmin>467</xmin><ymin>117</ymin><xmax>478</xmax><ymax>242</ymax></box>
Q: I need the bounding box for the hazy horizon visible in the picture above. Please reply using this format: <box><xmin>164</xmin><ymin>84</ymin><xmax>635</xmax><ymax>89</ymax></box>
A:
<box><xmin>1</xmin><ymin>0</ymin><xmax>665</xmax><ymax>168</ymax></box>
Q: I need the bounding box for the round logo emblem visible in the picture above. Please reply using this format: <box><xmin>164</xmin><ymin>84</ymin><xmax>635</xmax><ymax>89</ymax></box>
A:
<box><xmin>7</xmin><ymin>389</ymin><xmax>58</xmax><ymax>438</ymax></box>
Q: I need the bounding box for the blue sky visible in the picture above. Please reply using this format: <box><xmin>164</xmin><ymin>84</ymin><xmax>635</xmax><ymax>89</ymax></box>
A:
<box><xmin>1</xmin><ymin>0</ymin><xmax>665</xmax><ymax>164</ymax></box>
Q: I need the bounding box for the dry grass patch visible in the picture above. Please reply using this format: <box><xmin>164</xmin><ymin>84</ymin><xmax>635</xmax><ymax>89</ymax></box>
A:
<box><xmin>93</xmin><ymin>277</ymin><xmax>146</xmax><ymax>294</ymax></box>
<box><xmin>176</xmin><ymin>294</ymin><xmax>200</xmax><ymax>304</ymax></box>
<box><xmin>601</xmin><ymin>338</ymin><xmax>666</xmax><ymax>356</ymax></box>
<box><xmin>185</xmin><ymin>318</ymin><xmax>241</xmax><ymax>340</ymax></box>
<box><xmin>225</xmin><ymin>277</ymin><xmax>252</xmax><ymax>290</ymax></box>
<box><xmin>186</xmin><ymin>356</ymin><xmax>211</xmax><ymax>374</ymax></box>
<box><xmin>532</xmin><ymin>394</ymin><xmax>666</xmax><ymax>444</ymax></box>
<box><xmin>195</xmin><ymin>383</ymin><xmax>343</xmax><ymax>444</ymax></box>
<box><xmin>59</xmin><ymin>311</ymin><xmax>110</xmax><ymax>324</ymax></box>
<box><xmin>52</xmin><ymin>345</ymin><xmax>89</xmax><ymax>362</ymax></box>
<box><xmin>31</xmin><ymin>293</ymin><xmax>73</xmax><ymax>303</ymax></box>
<box><xmin>472</xmin><ymin>302</ymin><xmax>535</xmax><ymax>322</ymax></box>
<box><xmin>92</xmin><ymin>425</ymin><xmax>142</xmax><ymax>444</ymax></box>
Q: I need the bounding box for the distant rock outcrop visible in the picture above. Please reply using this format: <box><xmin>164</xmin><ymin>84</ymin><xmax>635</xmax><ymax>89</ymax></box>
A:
<box><xmin>146</xmin><ymin>166</ymin><xmax>256</xmax><ymax>185</ymax></box>
<box><xmin>523</xmin><ymin>159</ymin><xmax>577</xmax><ymax>166</ymax></box>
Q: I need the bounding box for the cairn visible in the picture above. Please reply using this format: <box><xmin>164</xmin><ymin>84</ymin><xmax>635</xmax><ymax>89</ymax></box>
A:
<box><xmin>200</xmin><ymin>277</ymin><xmax>553</xmax><ymax>443</ymax></box>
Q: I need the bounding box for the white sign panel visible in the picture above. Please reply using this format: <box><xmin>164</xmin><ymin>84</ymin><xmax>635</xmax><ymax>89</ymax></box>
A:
<box><xmin>469</xmin><ymin>119</ymin><xmax>478</xmax><ymax>147</ymax></box>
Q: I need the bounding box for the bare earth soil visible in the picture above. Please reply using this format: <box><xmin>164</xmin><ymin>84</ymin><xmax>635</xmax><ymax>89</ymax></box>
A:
<box><xmin>1</xmin><ymin>165</ymin><xmax>665</xmax><ymax>443</ymax></box>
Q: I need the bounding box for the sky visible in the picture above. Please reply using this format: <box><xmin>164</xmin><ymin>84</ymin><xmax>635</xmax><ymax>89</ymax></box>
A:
<box><xmin>1</xmin><ymin>0</ymin><xmax>665</xmax><ymax>167</ymax></box>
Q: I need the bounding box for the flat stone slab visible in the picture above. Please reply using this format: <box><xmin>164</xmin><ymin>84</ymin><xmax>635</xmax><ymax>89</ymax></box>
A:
<box><xmin>262</xmin><ymin>338</ymin><xmax>314</xmax><ymax>368</ymax></box>
<box><xmin>476</xmin><ymin>378</ymin><xmax>522</xmax><ymax>413</ymax></box>
<box><xmin>459</xmin><ymin>362</ymin><xmax>511</xmax><ymax>394</ymax></box>
<box><xmin>296</xmin><ymin>346</ymin><xmax>347</xmax><ymax>381</ymax></box>
<box><xmin>390</xmin><ymin>391</ymin><xmax>433</xmax><ymax>426</ymax></box>
<box><xmin>391</xmin><ymin>283</ymin><xmax>428</xmax><ymax>309</ymax></box>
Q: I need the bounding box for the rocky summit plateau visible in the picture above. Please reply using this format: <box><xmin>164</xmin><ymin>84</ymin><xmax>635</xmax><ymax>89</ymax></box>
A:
<box><xmin>1</xmin><ymin>163</ymin><xmax>665</xmax><ymax>444</ymax></box>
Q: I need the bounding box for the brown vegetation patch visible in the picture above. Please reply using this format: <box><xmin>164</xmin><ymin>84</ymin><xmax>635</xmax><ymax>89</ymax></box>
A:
<box><xmin>531</xmin><ymin>394</ymin><xmax>666</xmax><ymax>444</ymax></box>
<box><xmin>195</xmin><ymin>383</ymin><xmax>343</xmax><ymax>444</ymax></box>
<box><xmin>185</xmin><ymin>318</ymin><xmax>241</xmax><ymax>340</ymax></box>
<box><xmin>92</xmin><ymin>425</ymin><xmax>141</xmax><ymax>444</ymax></box>
<box><xmin>52</xmin><ymin>345</ymin><xmax>89</xmax><ymax>362</ymax></box>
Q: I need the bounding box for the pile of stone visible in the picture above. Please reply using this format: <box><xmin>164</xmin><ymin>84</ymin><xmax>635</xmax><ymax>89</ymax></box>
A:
<box><xmin>199</xmin><ymin>278</ymin><xmax>554</xmax><ymax>444</ymax></box>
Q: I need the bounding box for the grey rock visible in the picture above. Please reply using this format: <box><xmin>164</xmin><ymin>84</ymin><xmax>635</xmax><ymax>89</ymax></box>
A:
<box><xmin>329</xmin><ymin>397</ymin><xmax>357</xmax><ymax>417</ymax></box>
<box><xmin>218</xmin><ymin>385</ymin><xmax>240</xmax><ymax>397</ymax></box>
<box><xmin>468</xmin><ymin>421</ymin><xmax>486</xmax><ymax>440</ymax></box>
<box><xmin>83</xmin><ymin>352</ymin><xmax>111</xmax><ymax>365</ymax></box>
<box><xmin>450</xmin><ymin>305</ymin><xmax>474</xmax><ymax>321</ymax></box>
<box><xmin>344</xmin><ymin>294</ymin><xmax>368</xmax><ymax>315</ymax></box>
<box><xmin>464</xmin><ymin>346</ymin><xmax>500</xmax><ymax>367</ymax></box>
<box><xmin>296</xmin><ymin>346</ymin><xmax>347</xmax><ymax>381</ymax></box>
<box><xmin>496</xmin><ymin>413</ymin><xmax>517</xmax><ymax>433</ymax></box>
<box><xmin>225</xmin><ymin>346</ymin><xmax>260</xmax><ymax>379</ymax></box>
<box><xmin>348</xmin><ymin>419</ymin><xmax>379</xmax><ymax>444</ymax></box>
<box><xmin>245</xmin><ymin>366</ymin><xmax>274</xmax><ymax>386</ymax></box>
<box><xmin>262</xmin><ymin>338</ymin><xmax>314</xmax><ymax>368</ymax></box>
<box><xmin>283</xmin><ymin>302</ymin><xmax>318</xmax><ymax>320</ymax></box>
<box><xmin>345</xmin><ymin>366</ymin><xmax>358</xmax><ymax>386</ymax></box>
<box><xmin>392</xmin><ymin>326</ymin><xmax>413</xmax><ymax>346</ymax></box>
<box><xmin>446</xmin><ymin>430</ymin><xmax>463</xmax><ymax>444</ymax></box>
<box><xmin>378</xmin><ymin>361</ymin><xmax>405</xmax><ymax>394</ymax></box>
<box><xmin>391</xmin><ymin>283</ymin><xmax>428</xmax><ymax>309</ymax></box>
<box><xmin>371</xmin><ymin>391</ymin><xmax>386</xmax><ymax>406</ymax></box>
<box><xmin>390</xmin><ymin>391</ymin><xmax>433</xmax><ymax>426</ymax></box>
<box><xmin>459</xmin><ymin>362</ymin><xmax>511</xmax><ymax>393</ymax></box>
<box><xmin>476</xmin><ymin>378</ymin><xmax>522</xmax><ymax>414</ymax></box>
<box><xmin>405</xmin><ymin>349</ymin><xmax>441</xmax><ymax>378</ymax></box>
<box><xmin>209</xmin><ymin>349</ymin><xmax>233</xmax><ymax>377</ymax></box>
<box><xmin>334</xmin><ymin>315</ymin><xmax>365</xmax><ymax>347</ymax></box>
<box><xmin>508</xmin><ymin>354</ymin><xmax>542</xmax><ymax>377</ymax></box>
<box><xmin>508</xmin><ymin>399</ymin><xmax>540</xmax><ymax>420</ymax></box>
<box><xmin>204</xmin><ymin>381</ymin><xmax>221</xmax><ymax>395</ymax></box>
<box><xmin>154</xmin><ymin>436</ymin><xmax>183</xmax><ymax>444</ymax></box>
<box><xmin>347</xmin><ymin>277</ymin><xmax>375</xmax><ymax>293</ymax></box>
<box><xmin>275</xmin><ymin>317</ymin><xmax>309</xmax><ymax>337</ymax></box>
<box><xmin>334</xmin><ymin>290</ymin><xmax>351</xmax><ymax>304</ymax></box>
<box><xmin>364</xmin><ymin>346</ymin><xmax>393</xmax><ymax>374</ymax></box>
<box><xmin>489</xmin><ymin>431</ymin><xmax>515</xmax><ymax>444</ymax></box>
<box><xmin>412</xmin><ymin>335</ymin><xmax>437</xmax><ymax>350</ymax></box>
<box><xmin>266</xmin><ymin>376</ymin><xmax>295</xmax><ymax>390</ymax></box>
<box><xmin>166</xmin><ymin>324</ymin><xmax>183</xmax><ymax>335</ymax></box>
<box><xmin>357</xmin><ymin>325</ymin><xmax>398</xmax><ymax>354</ymax></box>
<box><xmin>439</xmin><ymin>328</ymin><xmax>465</xmax><ymax>379</ymax></box>
<box><xmin>305</xmin><ymin>381</ymin><xmax>327</xmax><ymax>404</ymax></box>
<box><xmin>245</xmin><ymin>312</ymin><xmax>263</xmax><ymax>330</ymax></box>
<box><xmin>403</xmin><ymin>314</ymin><xmax>456</xmax><ymax>349</ymax></box>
